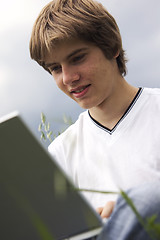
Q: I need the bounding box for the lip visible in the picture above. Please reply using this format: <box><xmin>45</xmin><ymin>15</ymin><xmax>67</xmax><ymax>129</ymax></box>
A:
<box><xmin>70</xmin><ymin>84</ymin><xmax>90</xmax><ymax>98</ymax></box>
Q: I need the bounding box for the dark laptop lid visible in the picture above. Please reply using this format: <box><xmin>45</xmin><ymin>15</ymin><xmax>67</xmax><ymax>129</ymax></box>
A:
<box><xmin>0</xmin><ymin>113</ymin><xmax>102</xmax><ymax>240</ymax></box>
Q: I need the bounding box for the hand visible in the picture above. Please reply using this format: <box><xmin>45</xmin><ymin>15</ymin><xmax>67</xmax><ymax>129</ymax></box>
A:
<box><xmin>96</xmin><ymin>201</ymin><xmax>115</xmax><ymax>219</ymax></box>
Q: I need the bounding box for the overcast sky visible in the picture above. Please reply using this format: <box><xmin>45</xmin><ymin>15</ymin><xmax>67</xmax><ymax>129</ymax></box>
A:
<box><xmin>0</xmin><ymin>0</ymin><xmax>160</xmax><ymax>142</ymax></box>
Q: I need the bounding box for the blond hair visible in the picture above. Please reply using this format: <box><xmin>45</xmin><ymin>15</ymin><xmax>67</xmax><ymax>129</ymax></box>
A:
<box><xmin>30</xmin><ymin>0</ymin><xmax>127</xmax><ymax>76</ymax></box>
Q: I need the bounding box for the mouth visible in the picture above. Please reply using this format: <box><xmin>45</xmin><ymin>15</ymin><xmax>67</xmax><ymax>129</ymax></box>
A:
<box><xmin>70</xmin><ymin>84</ymin><xmax>91</xmax><ymax>98</ymax></box>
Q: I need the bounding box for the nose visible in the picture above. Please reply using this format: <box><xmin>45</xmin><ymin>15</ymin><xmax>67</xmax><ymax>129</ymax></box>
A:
<box><xmin>62</xmin><ymin>65</ymin><xmax>80</xmax><ymax>85</ymax></box>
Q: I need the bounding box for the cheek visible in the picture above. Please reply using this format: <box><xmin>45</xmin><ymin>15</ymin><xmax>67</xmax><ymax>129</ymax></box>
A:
<box><xmin>54</xmin><ymin>77</ymin><xmax>70</xmax><ymax>96</ymax></box>
<box><xmin>56</xmin><ymin>80</ymin><xmax>63</xmax><ymax>90</ymax></box>
<box><xmin>53</xmin><ymin>75</ymin><xmax>64</xmax><ymax>90</ymax></box>
<box><xmin>82</xmin><ymin>64</ymin><xmax>97</xmax><ymax>79</ymax></box>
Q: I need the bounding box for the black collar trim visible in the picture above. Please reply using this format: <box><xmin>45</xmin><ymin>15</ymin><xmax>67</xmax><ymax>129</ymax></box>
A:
<box><xmin>88</xmin><ymin>87</ymin><xmax>143</xmax><ymax>135</ymax></box>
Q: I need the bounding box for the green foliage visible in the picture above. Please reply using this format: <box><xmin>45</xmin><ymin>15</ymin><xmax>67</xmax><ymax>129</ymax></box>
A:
<box><xmin>120</xmin><ymin>190</ymin><xmax>160</xmax><ymax>239</ymax></box>
<box><xmin>145</xmin><ymin>215</ymin><xmax>160</xmax><ymax>239</ymax></box>
<box><xmin>38</xmin><ymin>112</ymin><xmax>73</xmax><ymax>144</ymax></box>
<box><xmin>63</xmin><ymin>114</ymin><xmax>73</xmax><ymax>126</ymax></box>
<box><xmin>38</xmin><ymin>113</ymin><xmax>53</xmax><ymax>143</ymax></box>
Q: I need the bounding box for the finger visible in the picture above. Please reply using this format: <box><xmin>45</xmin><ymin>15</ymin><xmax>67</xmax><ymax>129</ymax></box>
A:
<box><xmin>101</xmin><ymin>201</ymin><xmax>115</xmax><ymax>219</ymax></box>
<box><xmin>96</xmin><ymin>207</ymin><xmax>103</xmax><ymax>215</ymax></box>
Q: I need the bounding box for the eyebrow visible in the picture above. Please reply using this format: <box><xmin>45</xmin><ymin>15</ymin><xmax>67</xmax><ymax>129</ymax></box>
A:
<box><xmin>45</xmin><ymin>47</ymin><xmax>89</xmax><ymax>68</ymax></box>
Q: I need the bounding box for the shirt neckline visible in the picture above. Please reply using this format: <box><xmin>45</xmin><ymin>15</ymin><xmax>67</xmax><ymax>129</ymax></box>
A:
<box><xmin>88</xmin><ymin>87</ymin><xmax>143</xmax><ymax>135</ymax></box>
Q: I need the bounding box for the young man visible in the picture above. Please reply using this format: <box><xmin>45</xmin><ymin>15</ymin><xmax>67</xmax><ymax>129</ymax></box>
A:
<box><xmin>30</xmin><ymin>0</ymin><xmax>160</xmax><ymax>238</ymax></box>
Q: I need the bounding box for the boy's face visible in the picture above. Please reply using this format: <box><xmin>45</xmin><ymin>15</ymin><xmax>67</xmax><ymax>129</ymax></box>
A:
<box><xmin>45</xmin><ymin>39</ymin><xmax>120</xmax><ymax>110</ymax></box>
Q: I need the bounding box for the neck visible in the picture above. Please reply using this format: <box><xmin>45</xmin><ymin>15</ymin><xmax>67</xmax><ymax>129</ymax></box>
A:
<box><xmin>89</xmin><ymin>78</ymin><xmax>139</xmax><ymax>130</ymax></box>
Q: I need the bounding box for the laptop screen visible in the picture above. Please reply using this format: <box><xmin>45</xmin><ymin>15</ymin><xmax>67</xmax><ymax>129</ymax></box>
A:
<box><xmin>0</xmin><ymin>113</ymin><xmax>102</xmax><ymax>240</ymax></box>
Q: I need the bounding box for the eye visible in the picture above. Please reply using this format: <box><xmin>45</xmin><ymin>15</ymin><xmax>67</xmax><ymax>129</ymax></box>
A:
<box><xmin>72</xmin><ymin>54</ymin><xmax>86</xmax><ymax>64</ymax></box>
<box><xmin>49</xmin><ymin>65</ymin><xmax>62</xmax><ymax>74</ymax></box>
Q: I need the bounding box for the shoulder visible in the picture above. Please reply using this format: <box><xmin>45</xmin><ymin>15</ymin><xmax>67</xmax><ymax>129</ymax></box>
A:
<box><xmin>140</xmin><ymin>87</ymin><xmax>160</xmax><ymax>113</ymax></box>
<box><xmin>142</xmin><ymin>87</ymin><xmax>160</xmax><ymax>96</ymax></box>
<box><xmin>141</xmin><ymin>87</ymin><xmax>160</xmax><ymax>104</ymax></box>
<box><xmin>48</xmin><ymin>111</ymin><xmax>87</xmax><ymax>152</ymax></box>
<box><xmin>48</xmin><ymin>111</ymin><xmax>88</xmax><ymax>173</ymax></box>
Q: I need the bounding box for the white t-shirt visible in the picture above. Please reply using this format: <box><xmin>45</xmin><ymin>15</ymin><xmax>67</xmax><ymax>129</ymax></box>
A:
<box><xmin>48</xmin><ymin>88</ymin><xmax>160</xmax><ymax>209</ymax></box>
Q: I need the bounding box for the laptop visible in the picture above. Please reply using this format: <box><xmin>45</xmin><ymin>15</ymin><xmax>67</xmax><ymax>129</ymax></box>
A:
<box><xmin>0</xmin><ymin>112</ymin><xmax>103</xmax><ymax>240</ymax></box>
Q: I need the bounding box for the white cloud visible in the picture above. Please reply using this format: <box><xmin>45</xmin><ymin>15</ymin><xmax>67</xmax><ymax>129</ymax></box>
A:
<box><xmin>0</xmin><ymin>0</ymin><xmax>48</xmax><ymax>31</ymax></box>
<box><xmin>0</xmin><ymin>67</ymin><xmax>10</xmax><ymax>86</ymax></box>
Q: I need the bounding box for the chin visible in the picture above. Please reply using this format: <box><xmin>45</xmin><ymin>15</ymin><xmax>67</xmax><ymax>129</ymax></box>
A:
<box><xmin>78</xmin><ymin>102</ymin><xmax>94</xmax><ymax>110</ymax></box>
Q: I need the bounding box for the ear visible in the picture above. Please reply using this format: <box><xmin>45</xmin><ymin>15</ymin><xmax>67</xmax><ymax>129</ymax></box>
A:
<box><xmin>114</xmin><ymin>51</ymin><xmax>120</xmax><ymax>59</ymax></box>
